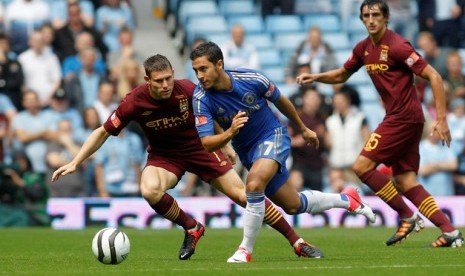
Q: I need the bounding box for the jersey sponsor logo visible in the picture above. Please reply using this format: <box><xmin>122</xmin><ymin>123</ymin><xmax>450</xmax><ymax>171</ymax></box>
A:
<box><xmin>179</xmin><ymin>98</ymin><xmax>188</xmax><ymax>113</ymax></box>
<box><xmin>365</xmin><ymin>63</ymin><xmax>389</xmax><ymax>73</ymax></box>
<box><xmin>146</xmin><ymin>111</ymin><xmax>189</xmax><ymax>129</ymax></box>
<box><xmin>242</xmin><ymin>92</ymin><xmax>257</xmax><ymax>105</ymax></box>
<box><xmin>111</xmin><ymin>112</ymin><xmax>121</xmax><ymax>128</ymax></box>
<box><xmin>195</xmin><ymin>115</ymin><xmax>208</xmax><ymax>126</ymax></box>
<box><xmin>405</xmin><ymin>52</ymin><xmax>420</xmax><ymax>67</ymax></box>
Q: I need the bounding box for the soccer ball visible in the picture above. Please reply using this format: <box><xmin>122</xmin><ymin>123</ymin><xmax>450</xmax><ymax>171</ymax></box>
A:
<box><xmin>91</xmin><ymin>227</ymin><xmax>130</xmax><ymax>265</ymax></box>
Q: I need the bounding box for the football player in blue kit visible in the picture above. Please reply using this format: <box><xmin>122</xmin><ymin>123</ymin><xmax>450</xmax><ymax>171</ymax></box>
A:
<box><xmin>190</xmin><ymin>41</ymin><xmax>377</xmax><ymax>263</ymax></box>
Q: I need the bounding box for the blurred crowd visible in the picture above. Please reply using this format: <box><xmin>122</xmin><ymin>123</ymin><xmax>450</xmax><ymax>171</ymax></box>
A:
<box><xmin>2</xmin><ymin>0</ymin><xmax>465</xmax><ymax>227</ymax></box>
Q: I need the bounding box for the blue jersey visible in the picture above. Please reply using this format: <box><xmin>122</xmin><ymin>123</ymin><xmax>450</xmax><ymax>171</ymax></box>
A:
<box><xmin>193</xmin><ymin>68</ymin><xmax>283</xmax><ymax>151</ymax></box>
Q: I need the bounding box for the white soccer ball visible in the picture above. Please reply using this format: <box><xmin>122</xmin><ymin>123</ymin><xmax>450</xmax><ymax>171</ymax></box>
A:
<box><xmin>92</xmin><ymin>227</ymin><xmax>130</xmax><ymax>265</ymax></box>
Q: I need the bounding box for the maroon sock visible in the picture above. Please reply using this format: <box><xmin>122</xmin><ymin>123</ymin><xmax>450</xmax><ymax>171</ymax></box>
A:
<box><xmin>264</xmin><ymin>198</ymin><xmax>299</xmax><ymax>246</ymax></box>
<box><xmin>150</xmin><ymin>193</ymin><xmax>197</xmax><ymax>230</ymax></box>
<box><xmin>403</xmin><ymin>185</ymin><xmax>455</xmax><ymax>233</ymax></box>
<box><xmin>359</xmin><ymin>170</ymin><xmax>414</xmax><ymax>218</ymax></box>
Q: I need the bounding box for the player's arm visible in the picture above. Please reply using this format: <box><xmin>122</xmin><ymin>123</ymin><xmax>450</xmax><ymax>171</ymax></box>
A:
<box><xmin>200</xmin><ymin>111</ymin><xmax>248</xmax><ymax>152</ymax></box>
<box><xmin>213</xmin><ymin>121</ymin><xmax>237</xmax><ymax>165</ymax></box>
<box><xmin>274</xmin><ymin>95</ymin><xmax>319</xmax><ymax>149</ymax></box>
<box><xmin>419</xmin><ymin>64</ymin><xmax>451</xmax><ymax>147</ymax></box>
<box><xmin>51</xmin><ymin>126</ymin><xmax>110</xmax><ymax>181</ymax></box>
<box><xmin>296</xmin><ymin>67</ymin><xmax>352</xmax><ymax>86</ymax></box>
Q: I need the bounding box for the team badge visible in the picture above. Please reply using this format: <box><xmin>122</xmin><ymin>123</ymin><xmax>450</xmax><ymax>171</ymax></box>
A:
<box><xmin>379</xmin><ymin>45</ymin><xmax>389</xmax><ymax>62</ymax></box>
<box><xmin>242</xmin><ymin>92</ymin><xmax>256</xmax><ymax>105</ymax></box>
<box><xmin>179</xmin><ymin>98</ymin><xmax>188</xmax><ymax>112</ymax></box>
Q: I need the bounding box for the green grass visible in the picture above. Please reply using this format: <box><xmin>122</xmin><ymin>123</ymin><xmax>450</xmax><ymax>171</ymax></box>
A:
<box><xmin>0</xmin><ymin>227</ymin><xmax>464</xmax><ymax>275</ymax></box>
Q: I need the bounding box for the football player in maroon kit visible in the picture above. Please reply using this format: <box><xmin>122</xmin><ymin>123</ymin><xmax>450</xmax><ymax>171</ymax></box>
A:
<box><xmin>52</xmin><ymin>54</ymin><xmax>324</xmax><ymax>260</ymax></box>
<box><xmin>297</xmin><ymin>0</ymin><xmax>463</xmax><ymax>248</ymax></box>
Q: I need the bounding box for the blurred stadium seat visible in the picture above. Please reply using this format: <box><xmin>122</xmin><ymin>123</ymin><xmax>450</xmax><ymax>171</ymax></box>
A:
<box><xmin>178</xmin><ymin>0</ymin><xmax>219</xmax><ymax>27</ymax></box>
<box><xmin>323</xmin><ymin>32</ymin><xmax>351</xmax><ymax>51</ymax></box>
<box><xmin>246</xmin><ymin>33</ymin><xmax>273</xmax><ymax>50</ymax></box>
<box><xmin>219</xmin><ymin>0</ymin><xmax>256</xmax><ymax>16</ymax></box>
<box><xmin>257</xmin><ymin>48</ymin><xmax>282</xmax><ymax>68</ymax></box>
<box><xmin>185</xmin><ymin>15</ymin><xmax>228</xmax><ymax>45</ymax></box>
<box><xmin>302</xmin><ymin>14</ymin><xmax>341</xmax><ymax>33</ymax></box>
<box><xmin>262</xmin><ymin>66</ymin><xmax>285</xmax><ymax>84</ymax></box>
<box><xmin>265</xmin><ymin>15</ymin><xmax>303</xmax><ymax>34</ymax></box>
<box><xmin>227</xmin><ymin>14</ymin><xmax>265</xmax><ymax>34</ymax></box>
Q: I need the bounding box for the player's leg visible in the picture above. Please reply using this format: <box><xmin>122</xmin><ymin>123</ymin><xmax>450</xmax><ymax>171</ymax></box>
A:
<box><xmin>211</xmin><ymin>169</ymin><xmax>319</xmax><ymax>258</ymax></box>
<box><xmin>396</xmin><ymin>172</ymin><xmax>463</xmax><ymax>248</ymax></box>
<box><xmin>353</xmin><ymin>123</ymin><xmax>423</xmax><ymax>245</ymax></box>
<box><xmin>140</xmin><ymin>164</ymin><xmax>204</xmax><ymax>260</ymax></box>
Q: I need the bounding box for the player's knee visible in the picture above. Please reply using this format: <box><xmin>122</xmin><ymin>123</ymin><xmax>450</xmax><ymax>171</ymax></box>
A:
<box><xmin>281</xmin><ymin>204</ymin><xmax>300</xmax><ymax>215</ymax></box>
<box><xmin>140</xmin><ymin>180</ymin><xmax>164</xmax><ymax>204</ymax></box>
<box><xmin>245</xmin><ymin>179</ymin><xmax>266</xmax><ymax>193</ymax></box>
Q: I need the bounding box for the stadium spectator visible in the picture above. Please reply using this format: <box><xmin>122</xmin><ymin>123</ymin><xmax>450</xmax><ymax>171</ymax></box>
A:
<box><xmin>52</xmin><ymin>53</ymin><xmax>341</xmax><ymax>262</ymax></box>
<box><xmin>260</xmin><ymin>0</ymin><xmax>295</xmax><ymax>16</ymax></box>
<box><xmin>93</xmin><ymin>81</ymin><xmax>118</xmax><ymax>124</ymax></box>
<box><xmin>51</xmin><ymin>0</ymin><xmax>95</xmax><ymax>30</ymax></box>
<box><xmin>0</xmin><ymin>94</ymin><xmax>16</xmax><ymax>163</ymax></box>
<box><xmin>95</xmin><ymin>0</ymin><xmax>136</xmax><ymax>52</ymax></box>
<box><xmin>94</xmin><ymin>128</ymin><xmax>143</xmax><ymax>197</ymax></box>
<box><xmin>429</xmin><ymin>0</ymin><xmax>463</xmax><ymax>48</ymax></box>
<box><xmin>11</xmin><ymin>90</ymin><xmax>58</xmax><ymax>174</ymax></box>
<box><xmin>416</xmin><ymin>31</ymin><xmax>453</xmax><ymax>77</ymax></box>
<box><xmin>0</xmin><ymin>32</ymin><xmax>24</xmax><ymax>111</ymax></box>
<box><xmin>220</xmin><ymin>23</ymin><xmax>259</xmax><ymax>70</ymax></box>
<box><xmin>115</xmin><ymin>58</ymin><xmax>144</xmax><ymax>100</ymax></box>
<box><xmin>107</xmin><ymin>26</ymin><xmax>144</xmax><ymax>81</ymax></box>
<box><xmin>453</xmin><ymin>140</ymin><xmax>465</xmax><ymax>195</ymax></box>
<box><xmin>3</xmin><ymin>0</ymin><xmax>50</xmax><ymax>55</ymax></box>
<box><xmin>42</xmin><ymin>88</ymin><xmax>84</xmax><ymax>133</ymax></box>
<box><xmin>63</xmin><ymin>46</ymin><xmax>106</xmax><ymax>113</ymax></box>
<box><xmin>61</xmin><ymin>32</ymin><xmax>107</xmax><ymax>81</ymax></box>
<box><xmin>418</xmin><ymin>120</ymin><xmax>458</xmax><ymax>196</ymax></box>
<box><xmin>287</xmin><ymin>87</ymin><xmax>326</xmax><ymax>191</ymax></box>
<box><xmin>444</xmin><ymin>50</ymin><xmax>465</xmax><ymax>98</ymax></box>
<box><xmin>0</xmin><ymin>150</ymin><xmax>49</xmax><ymax>226</ymax></box>
<box><xmin>52</xmin><ymin>1</ymin><xmax>107</xmax><ymax>63</ymax></box>
<box><xmin>447</xmin><ymin>98</ymin><xmax>465</xmax><ymax>156</ymax></box>
<box><xmin>18</xmin><ymin>31</ymin><xmax>62</xmax><ymax>108</ymax></box>
<box><xmin>387</xmin><ymin>0</ymin><xmax>417</xmax><ymax>42</ymax></box>
<box><xmin>325</xmin><ymin>91</ymin><xmax>370</xmax><ymax>193</ymax></box>
<box><xmin>190</xmin><ymin>42</ymin><xmax>375</xmax><ymax>263</ymax></box>
<box><xmin>46</xmin><ymin>119</ymin><xmax>84</xmax><ymax>197</ymax></box>
<box><xmin>297</xmin><ymin>0</ymin><xmax>463</xmax><ymax>248</ymax></box>
<box><xmin>38</xmin><ymin>22</ymin><xmax>55</xmax><ymax>55</ymax></box>
<box><xmin>284</xmin><ymin>26</ymin><xmax>337</xmax><ymax>85</ymax></box>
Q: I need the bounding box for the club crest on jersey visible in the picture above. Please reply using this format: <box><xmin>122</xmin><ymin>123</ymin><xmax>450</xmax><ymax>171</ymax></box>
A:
<box><xmin>379</xmin><ymin>48</ymin><xmax>388</xmax><ymax>62</ymax></box>
<box><xmin>242</xmin><ymin>92</ymin><xmax>256</xmax><ymax>105</ymax></box>
<box><xmin>179</xmin><ymin>98</ymin><xmax>188</xmax><ymax>113</ymax></box>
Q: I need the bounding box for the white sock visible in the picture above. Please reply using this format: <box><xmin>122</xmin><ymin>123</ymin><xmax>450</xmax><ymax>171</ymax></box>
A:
<box><xmin>239</xmin><ymin>192</ymin><xmax>265</xmax><ymax>253</ymax></box>
<box><xmin>299</xmin><ymin>190</ymin><xmax>349</xmax><ymax>214</ymax></box>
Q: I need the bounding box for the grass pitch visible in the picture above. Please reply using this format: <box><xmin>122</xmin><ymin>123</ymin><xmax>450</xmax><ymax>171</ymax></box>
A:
<box><xmin>0</xmin><ymin>226</ymin><xmax>464</xmax><ymax>276</ymax></box>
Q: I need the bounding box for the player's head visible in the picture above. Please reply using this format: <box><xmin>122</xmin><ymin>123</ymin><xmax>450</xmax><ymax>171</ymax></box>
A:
<box><xmin>190</xmin><ymin>41</ymin><xmax>225</xmax><ymax>90</ymax></box>
<box><xmin>359</xmin><ymin>0</ymin><xmax>390</xmax><ymax>27</ymax></box>
<box><xmin>143</xmin><ymin>54</ymin><xmax>174</xmax><ymax>100</ymax></box>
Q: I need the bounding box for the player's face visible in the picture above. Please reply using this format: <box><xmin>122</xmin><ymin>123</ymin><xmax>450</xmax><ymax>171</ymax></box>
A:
<box><xmin>361</xmin><ymin>4</ymin><xmax>387</xmax><ymax>36</ymax></box>
<box><xmin>145</xmin><ymin>69</ymin><xmax>175</xmax><ymax>100</ymax></box>
<box><xmin>191</xmin><ymin>56</ymin><xmax>222</xmax><ymax>90</ymax></box>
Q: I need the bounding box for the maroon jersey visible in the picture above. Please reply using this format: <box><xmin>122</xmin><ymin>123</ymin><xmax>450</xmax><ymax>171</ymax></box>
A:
<box><xmin>344</xmin><ymin>29</ymin><xmax>428</xmax><ymax>124</ymax></box>
<box><xmin>103</xmin><ymin>79</ymin><xmax>203</xmax><ymax>155</ymax></box>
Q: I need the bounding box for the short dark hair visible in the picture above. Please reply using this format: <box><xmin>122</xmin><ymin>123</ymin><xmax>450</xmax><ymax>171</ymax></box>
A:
<box><xmin>143</xmin><ymin>54</ymin><xmax>173</xmax><ymax>76</ymax></box>
<box><xmin>359</xmin><ymin>0</ymin><xmax>390</xmax><ymax>21</ymax></box>
<box><xmin>189</xmin><ymin>41</ymin><xmax>224</xmax><ymax>68</ymax></box>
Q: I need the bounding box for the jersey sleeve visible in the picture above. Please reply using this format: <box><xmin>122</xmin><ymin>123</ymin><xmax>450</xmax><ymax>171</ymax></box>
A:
<box><xmin>392</xmin><ymin>40</ymin><xmax>428</xmax><ymax>75</ymax></box>
<box><xmin>192</xmin><ymin>88</ymin><xmax>215</xmax><ymax>138</ymax></box>
<box><xmin>256</xmin><ymin>72</ymin><xmax>281</xmax><ymax>102</ymax></box>
<box><xmin>102</xmin><ymin>94</ymin><xmax>133</xmax><ymax>136</ymax></box>
<box><xmin>344</xmin><ymin>43</ymin><xmax>365</xmax><ymax>73</ymax></box>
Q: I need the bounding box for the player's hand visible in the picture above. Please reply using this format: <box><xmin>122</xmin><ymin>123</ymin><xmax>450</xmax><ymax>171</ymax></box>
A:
<box><xmin>51</xmin><ymin>163</ymin><xmax>77</xmax><ymax>182</ymax></box>
<box><xmin>229</xmin><ymin>111</ymin><xmax>248</xmax><ymax>137</ymax></box>
<box><xmin>432</xmin><ymin>119</ymin><xmax>451</xmax><ymax>147</ymax></box>
<box><xmin>296</xmin><ymin>73</ymin><xmax>316</xmax><ymax>86</ymax></box>
<box><xmin>301</xmin><ymin>127</ymin><xmax>319</xmax><ymax>149</ymax></box>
